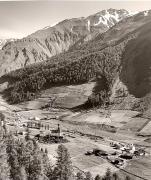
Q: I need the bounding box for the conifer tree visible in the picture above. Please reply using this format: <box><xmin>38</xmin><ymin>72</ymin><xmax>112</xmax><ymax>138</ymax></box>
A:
<box><xmin>76</xmin><ymin>172</ymin><xmax>84</xmax><ymax>180</ymax></box>
<box><xmin>112</xmin><ymin>173</ymin><xmax>119</xmax><ymax>180</ymax></box>
<box><xmin>45</xmin><ymin>164</ymin><xmax>53</xmax><ymax>180</ymax></box>
<box><xmin>85</xmin><ymin>171</ymin><xmax>93</xmax><ymax>180</ymax></box>
<box><xmin>28</xmin><ymin>152</ymin><xmax>45</xmax><ymax>180</ymax></box>
<box><xmin>54</xmin><ymin>144</ymin><xmax>73</xmax><ymax>180</ymax></box>
<box><xmin>0</xmin><ymin>112</ymin><xmax>5</xmax><ymax>122</ymax></box>
<box><xmin>22</xmin><ymin>139</ymin><xmax>43</xmax><ymax>180</ymax></box>
<box><xmin>95</xmin><ymin>175</ymin><xmax>101</xmax><ymax>180</ymax></box>
<box><xmin>25</xmin><ymin>127</ymin><xmax>30</xmax><ymax>141</ymax></box>
<box><xmin>45</xmin><ymin>148</ymin><xmax>48</xmax><ymax>154</ymax></box>
<box><xmin>19</xmin><ymin>166</ymin><xmax>27</xmax><ymax>180</ymax></box>
<box><xmin>125</xmin><ymin>176</ymin><xmax>131</xmax><ymax>180</ymax></box>
<box><xmin>6</xmin><ymin>135</ymin><xmax>22</xmax><ymax>180</ymax></box>
<box><xmin>6</xmin><ymin>132</ymin><xmax>51</xmax><ymax>180</ymax></box>
<box><xmin>16</xmin><ymin>139</ymin><xmax>27</xmax><ymax>180</ymax></box>
<box><xmin>0</xmin><ymin>126</ymin><xmax>10</xmax><ymax>180</ymax></box>
<box><xmin>41</xmin><ymin>150</ymin><xmax>52</xmax><ymax>178</ymax></box>
<box><xmin>102</xmin><ymin>168</ymin><xmax>112</xmax><ymax>180</ymax></box>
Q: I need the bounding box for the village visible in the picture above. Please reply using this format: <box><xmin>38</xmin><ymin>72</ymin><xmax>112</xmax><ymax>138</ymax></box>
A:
<box><xmin>2</xmin><ymin>112</ymin><xmax>149</xmax><ymax>178</ymax></box>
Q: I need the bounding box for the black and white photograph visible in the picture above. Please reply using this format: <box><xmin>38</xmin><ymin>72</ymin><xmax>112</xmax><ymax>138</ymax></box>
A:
<box><xmin>0</xmin><ymin>0</ymin><xmax>151</xmax><ymax>179</ymax></box>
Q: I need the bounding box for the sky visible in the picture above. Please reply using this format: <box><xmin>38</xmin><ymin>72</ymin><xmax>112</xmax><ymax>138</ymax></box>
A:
<box><xmin>1</xmin><ymin>1</ymin><xmax>151</xmax><ymax>39</ymax></box>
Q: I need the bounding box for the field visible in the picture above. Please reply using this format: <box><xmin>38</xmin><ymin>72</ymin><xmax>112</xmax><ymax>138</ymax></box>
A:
<box><xmin>119</xmin><ymin>156</ymin><xmax>151</xmax><ymax>180</ymax></box>
<box><xmin>38</xmin><ymin>134</ymin><xmax>119</xmax><ymax>177</ymax></box>
<box><xmin>1</xmin><ymin>91</ymin><xmax>151</xmax><ymax>179</ymax></box>
<box><xmin>119</xmin><ymin>117</ymin><xmax>150</xmax><ymax>132</ymax></box>
<box><xmin>18</xmin><ymin>82</ymin><xmax>95</xmax><ymax>109</ymax></box>
<box><xmin>64</xmin><ymin>110</ymin><xmax>139</xmax><ymax>128</ymax></box>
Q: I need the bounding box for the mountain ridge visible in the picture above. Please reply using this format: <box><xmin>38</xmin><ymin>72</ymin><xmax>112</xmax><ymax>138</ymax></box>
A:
<box><xmin>0</xmin><ymin>8</ymin><xmax>134</xmax><ymax>76</ymax></box>
<box><xmin>0</xmin><ymin>38</ymin><xmax>15</xmax><ymax>50</ymax></box>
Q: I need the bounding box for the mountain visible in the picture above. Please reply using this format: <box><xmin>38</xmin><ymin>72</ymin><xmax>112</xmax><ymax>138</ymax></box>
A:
<box><xmin>0</xmin><ymin>39</ymin><xmax>15</xmax><ymax>50</ymax></box>
<box><xmin>1</xmin><ymin>9</ymin><xmax>151</xmax><ymax>114</ymax></box>
<box><xmin>0</xmin><ymin>9</ymin><xmax>132</xmax><ymax>76</ymax></box>
<box><xmin>1</xmin><ymin>9</ymin><xmax>151</xmax><ymax>116</ymax></box>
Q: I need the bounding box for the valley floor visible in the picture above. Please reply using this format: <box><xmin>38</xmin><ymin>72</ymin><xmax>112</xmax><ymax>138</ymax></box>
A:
<box><xmin>0</xmin><ymin>94</ymin><xmax>151</xmax><ymax>179</ymax></box>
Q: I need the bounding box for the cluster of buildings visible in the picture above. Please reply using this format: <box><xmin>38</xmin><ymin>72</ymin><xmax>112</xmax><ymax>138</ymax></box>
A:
<box><xmin>85</xmin><ymin>141</ymin><xmax>146</xmax><ymax>168</ymax></box>
<box><xmin>107</xmin><ymin>141</ymin><xmax>146</xmax><ymax>167</ymax></box>
<box><xmin>110</xmin><ymin>142</ymin><xmax>136</xmax><ymax>153</ymax></box>
<box><xmin>110</xmin><ymin>141</ymin><xmax>145</xmax><ymax>155</ymax></box>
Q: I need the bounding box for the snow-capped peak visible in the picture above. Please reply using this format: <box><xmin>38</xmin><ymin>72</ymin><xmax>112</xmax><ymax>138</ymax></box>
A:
<box><xmin>88</xmin><ymin>9</ymin><xmax>132</xmax><ymax>29</ymax></box>
<box><xmin>87</xmin><ymin>20</ymin><xmax>90</xmax><ymax>31</ymax></box>
<box><xmin>127</xmin><ymin>10</ymin><xmax>139</xmax><ymax>16</ymax></box>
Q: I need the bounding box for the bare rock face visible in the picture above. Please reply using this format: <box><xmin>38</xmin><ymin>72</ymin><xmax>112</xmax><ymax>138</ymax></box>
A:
<box><xmin>0</xmin><ymin>9</ymin><xmax>131</xmax><ymax>76</ymax></box>
<box><xmin>0</xmin><ymin>38</ymin><xmax>15</xmax><ymax>50</ymax></box>
<box><xmin>0</xmin><ymin>39</ymin><xmax>7</xmax><ymax>50</ymax></box>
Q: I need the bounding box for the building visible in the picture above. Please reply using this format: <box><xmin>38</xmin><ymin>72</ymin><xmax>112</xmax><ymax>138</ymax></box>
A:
<box><xmin>27</xmin><ymin>121</ymin><xmax>41</xmax><ymax>129</ymax></box>
<box><xmin>51</xmin><ymin>124</ymin><xmax>61</xmax><ymax>137</ymax></box>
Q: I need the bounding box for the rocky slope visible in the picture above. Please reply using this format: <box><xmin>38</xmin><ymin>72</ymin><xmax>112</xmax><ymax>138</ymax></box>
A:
<box><xmin>0</xmin><ymin>9</ymin><xmax>132</xmax><ymax>76</ymax></box>
<box><xmin>0</xmin><ymin>39</ymin><xmax>7</xmax><ymax>50</ymax></box>
<box><xmin>0</xmin><ymin>39</ymin><xmax>15</xmax><ymax>50</ymax></box>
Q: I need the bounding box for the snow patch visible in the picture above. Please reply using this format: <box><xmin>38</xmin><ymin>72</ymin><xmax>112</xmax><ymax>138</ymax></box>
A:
<box><xmin>94</xmin><ymin>17</ymin><xmax>103</xmax><ymax>26</ymax></box>
<box><xmin>93</xmin><ymin>10</ymin><xmax>138</xmax><ymax>28</ymax></box>
<box><xmin>51</xmin><ymin>22</ymin><xmax>58</xmax><ymax>27</ymax></box>
<box><xmin>144</xmin><ymin>10</ymin><xmax>149</xmax><ymax>16</ymax></box>
<box><xmin>43</xmin><ymin>22</ymin><xmax>58</xmax><ymax>30</ymax></box>
<box><xmin>94</xmin><ymin>10</ymin><xmax>121</xmax><ymax>28</ymax></box>
<box><xmin>128</xmin><ymin>10</ymin><xmax>139</xmax><ymax>16</ymax></box>
<box><xmin>87</xmin><ymin>20</ymin><xmax>90</xmax><ymax>31</ymax></box>
<box><xmin>43</xmin><ymin>26</ymin><xmax>50</xmax><ymax>30</ymax></box>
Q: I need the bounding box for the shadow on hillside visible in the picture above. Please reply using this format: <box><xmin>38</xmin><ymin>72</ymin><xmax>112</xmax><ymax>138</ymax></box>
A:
<box><xmin>120</xmin><ymin>22</ymin><xmax>151</xmax><ymax>98</ymax></box>
<box><xmin>71</xmin><ymin>75</ymin><xmax>109</xmax><ymax>112</ymax></box>
<box><xmin>70</xmin><ymin>101</ymin><xmax>95</xmax><ymax>112</ymax></box>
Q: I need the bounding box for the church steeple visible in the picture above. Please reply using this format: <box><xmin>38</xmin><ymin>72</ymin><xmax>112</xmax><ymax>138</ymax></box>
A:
<box><xmin>57</xmin><ymin>124</ymin><xmax>61</xmax><ymax>136</ymax></box>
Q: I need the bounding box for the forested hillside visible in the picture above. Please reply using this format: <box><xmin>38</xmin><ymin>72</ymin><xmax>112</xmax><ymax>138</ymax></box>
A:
<box><xmin>2</xmin><ymin>34</ymin><xmax>134</xmax><ymax>105</ymax></box>
<box><xmin>1</xmin><ymin>10</ymin><xmax>151</xmax><ymax>112</ymax></box>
